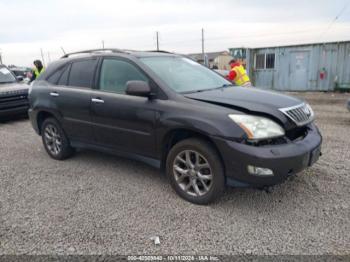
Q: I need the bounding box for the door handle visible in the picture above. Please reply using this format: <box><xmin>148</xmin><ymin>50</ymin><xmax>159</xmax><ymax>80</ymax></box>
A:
<box><xmin>50</xmin><ymin>92</ymin><xmax>59</xmax><ymax>97</ymax></box>
<box><xmin>91</xmin><ymin>98</ymin><xmax>104</xmax><ymax>104</ymax></box>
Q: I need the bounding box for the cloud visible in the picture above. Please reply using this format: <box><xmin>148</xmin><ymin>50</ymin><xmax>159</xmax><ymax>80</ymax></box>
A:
<box><xmin>1</xmin><ymin>0</ymin><xmax>350</xmax><ymax>66</ymax></box>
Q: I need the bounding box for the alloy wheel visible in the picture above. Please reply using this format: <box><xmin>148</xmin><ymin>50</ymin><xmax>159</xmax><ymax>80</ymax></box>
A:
<box><xmin>44</xmin><ymin>124</ymin><xmax>62</xmax><ymax>155</ymax></box>
<box><xmin>173</xmin><ymin>150</ymin><xmax>213</xmax><ymax>197</ymax></box>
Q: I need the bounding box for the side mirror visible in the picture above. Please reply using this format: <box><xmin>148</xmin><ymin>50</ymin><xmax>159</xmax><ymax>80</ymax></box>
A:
<box><xmin>126</xmin><ymin>81</ymin><xmax>152</xmax><ymax>98</ymax></box>
<box><xmin>16</xmin><ymin>75</ymin><xmax>24</xmax><ymax>82</ymax></box>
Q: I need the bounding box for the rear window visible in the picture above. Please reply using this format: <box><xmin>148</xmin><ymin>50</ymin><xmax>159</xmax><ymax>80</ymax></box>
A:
<box><xmin>68</xmin><ymin>59</ymin><xmax>97</xmax><ymax>88</ymax></box>
<box><xmin>47</xmin><ymin>67</ymin><xmax>65</xmax><ymax>85</ymax></box>
<box><xmin>57</xmin><ymin>65</ymin><xmax>70</xmax><ymax>86</ymax></box>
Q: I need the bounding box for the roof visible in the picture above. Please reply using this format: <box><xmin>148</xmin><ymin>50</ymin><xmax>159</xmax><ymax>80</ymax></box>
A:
<box><xmin>188</xmin><ymin>51</ymin><xmax>231</xmax><ymax>61</ymax></box>
<box><xmin>43</xmin><ymin>49</ymin><xmax>183</xmax><ymax>78</ymax></box>
<box><xmin>60</xmin><ymin>49</ymin><xmax>180</xmax><ymax>59</ymax></box>
<box><xmin>232</xmin><ymin>40</ymin><xmax>350</xmax><ymax>50</ymax></box>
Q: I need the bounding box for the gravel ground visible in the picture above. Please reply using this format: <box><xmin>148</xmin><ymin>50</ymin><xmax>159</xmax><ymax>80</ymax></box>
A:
<box><xmin>0</xmin><ymin>92</ymin><xmax>349</xmax><ymax>255</ymax></box>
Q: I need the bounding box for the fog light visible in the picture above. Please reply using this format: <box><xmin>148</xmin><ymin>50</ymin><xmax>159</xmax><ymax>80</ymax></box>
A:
<box><xmin>247</xmin><ymin>165</ymin><xmax>274</xmax><ymax>176</ymax></box>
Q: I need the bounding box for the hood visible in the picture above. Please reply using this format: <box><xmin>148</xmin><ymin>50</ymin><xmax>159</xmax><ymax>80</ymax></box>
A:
<box><xmin>184</xmin><ymin>86</ymin><xmax>304</xmax><ymax>129</ymax></box>
<box><xmin>0</xmin><ymin>82</ymin><xmax>29</xmax><ymax>96</ymax></box>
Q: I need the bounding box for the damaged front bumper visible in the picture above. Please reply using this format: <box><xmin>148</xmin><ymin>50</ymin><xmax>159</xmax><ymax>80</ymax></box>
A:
<box><xmin>212</xmin><ymin>123</ymin><xmax>322</xmax><ymax>188</ymax></box>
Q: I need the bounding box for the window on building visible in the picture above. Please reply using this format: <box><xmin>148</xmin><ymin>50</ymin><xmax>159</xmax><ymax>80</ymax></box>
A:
<box><xmin>255</xmin><ymin>54</ymin><xmax>265</xmax><ymax>69</ymax></box>
<box><xmin>266</xmin><ymin>53</ymin><xmax>275</xmax><ymax>69</ymax></box>
<box><xmin>255</xmin><ymin>53</ymin><xmax>275</xmax><ymax>69</ymax></box>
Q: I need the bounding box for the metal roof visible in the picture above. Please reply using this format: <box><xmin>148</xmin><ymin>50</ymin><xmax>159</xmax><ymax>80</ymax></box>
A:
<box><xmin>232</xmin><ymin>40</ymin><xmax>350</xmax><ymax>50</ymax></box>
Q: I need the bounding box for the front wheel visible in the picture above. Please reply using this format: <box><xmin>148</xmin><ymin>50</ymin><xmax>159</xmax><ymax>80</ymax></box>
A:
<box><xmin>166</xmin><ymin>138</ymin><xmax>225</xmax><ymax>205</ymax></box>
<box><xmin>41</xmin><ymin>118</ymin><xmax>74</xmax><ymax>160</ymax></box>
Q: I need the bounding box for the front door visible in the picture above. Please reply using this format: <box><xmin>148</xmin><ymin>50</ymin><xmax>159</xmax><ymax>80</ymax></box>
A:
<box><xmin>90</xmin><ymin>58</ymin><xmax>156</xmax><ymax>158</ymax></box>
<box><xmin>289</xmin><ymin>51</ymin><xmax>310</xmax><ymax>91</ymax></box>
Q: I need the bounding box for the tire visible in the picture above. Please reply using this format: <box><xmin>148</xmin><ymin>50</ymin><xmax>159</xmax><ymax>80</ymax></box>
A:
<box><xmin>41</xmin><ymin>117</ymin><xmax>74</xmax><ymax>160</ymax></box>
<box><xmin>166</xmin><ymin>138</ymin><xmax>225</xmax><ymax>205</ymax></box>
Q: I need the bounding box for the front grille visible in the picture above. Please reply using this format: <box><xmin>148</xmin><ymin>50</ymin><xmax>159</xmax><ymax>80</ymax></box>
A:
<box><xmin>279</xmin><ymin>103</ymin><xmax>314</xmax><ymax>126</ymax></box>
<box><xmin>245</xmin><ymin>136</ymin><xmax>288</xmax><ymax>147</ymax></box>
<box><xmin>285</xmin><ymin>126</ymin><xmax>308</xmax><ymax>141</ymax></box>
<box><xmin>0</xmin><ymin>89</ymin><xmax>29</xmax><ymax>110</ymax></box>
<box><xmin>0</xmin><ymin>89</ymin><xmax>28</xmax><ymax>97</ymax></box>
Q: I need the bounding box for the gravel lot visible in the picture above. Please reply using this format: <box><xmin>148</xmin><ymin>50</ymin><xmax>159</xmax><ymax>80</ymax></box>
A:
<box><xmin>0</xmin><ymin>92</ymin><xmax>349</xmax><ymax>255</ymax></box>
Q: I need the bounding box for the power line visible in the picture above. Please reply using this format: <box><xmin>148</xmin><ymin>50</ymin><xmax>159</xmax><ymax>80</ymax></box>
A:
<box><xmin>319</xmin><ymin>1</ymin><xmax>350</xmax><ymax>39</ymax></box>
<box><xmin>160</xmin><ymin>24</ymin><xmax>350</xmax><ymax>48</ymax></box>
<box><xmin>160</xmin><ymin>27</ymin><xmax>332</xmax><ymax>46</ymax></box>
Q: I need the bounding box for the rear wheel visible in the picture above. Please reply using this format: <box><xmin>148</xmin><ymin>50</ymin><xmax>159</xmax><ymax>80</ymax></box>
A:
<box><xmin>166</xmin><ymin>138</ymin><xmax>225</xmax><ymax>205</ymax></box>
<box><xmin>41</xmin><ymin>118</ymin><xmax>74</xmax><ymax>160</ymax></box>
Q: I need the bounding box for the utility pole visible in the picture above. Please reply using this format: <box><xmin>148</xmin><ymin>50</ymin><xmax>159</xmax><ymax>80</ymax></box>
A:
<box><xmin>0</xmin><ymin>49</ymin><xmax>2</xmax><ymax>64</ymax></box>
<box><xmin>40</xmin><ymin>48</ymin><xmax>46</xmax><ymax>67</ymax></box>
<box><xmin>201</xmin><ymin>28</ymin><xmax>206</xmax><ymax>66</ymax></box>
<box><xmin>156</xmin><ymin>31</ymin><xmax>159</xmax><ymax>51</ymax></box>
<box><xmin>102</xmin><ymin>40</ymin><xmax>105</xmax><ymax>50</ymax></box>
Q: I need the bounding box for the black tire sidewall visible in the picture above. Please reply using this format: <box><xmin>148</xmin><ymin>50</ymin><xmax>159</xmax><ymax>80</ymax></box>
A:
<box><xmin>41</xmin><ymin>118</ymin><xmax>73</xmax><ymax>160</ymax></box>
<box><xmin>166</xmin><ymin>138</ymin><xmax>225</xmax><ymax>205</ymax></box>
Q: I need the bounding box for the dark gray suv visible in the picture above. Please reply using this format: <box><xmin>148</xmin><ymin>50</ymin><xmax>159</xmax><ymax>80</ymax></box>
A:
<box><xmin>29</xmin><ymin>49</ymin><xmax>322</xmax><ymax>204</ymax></box>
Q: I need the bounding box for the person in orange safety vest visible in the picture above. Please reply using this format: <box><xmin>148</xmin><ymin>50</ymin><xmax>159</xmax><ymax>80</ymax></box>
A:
<box><xmin>227</xmin><ymin>59</ymin><xmax>251</xmax><ymax>87</ymax></box>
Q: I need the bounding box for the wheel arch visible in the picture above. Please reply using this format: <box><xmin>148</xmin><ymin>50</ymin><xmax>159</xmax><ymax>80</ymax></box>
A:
<box><xmin>160</xmin><ymin>128</ymin><xmax>225</xmax><ymax>173</ymax></box>
<box><xmin>36</xmin><ymin>110</ymin><xmax>61</xmax><ymax>135</ymax></box>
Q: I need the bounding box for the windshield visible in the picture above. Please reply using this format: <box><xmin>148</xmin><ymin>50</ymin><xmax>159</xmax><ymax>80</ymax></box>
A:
<box><xmin>140</xmin><ymin>56</ymin><xmax>231</xmax><ymax>93</ymax></box>
<box><xmin>0</xmin><ymin>67</ymin><xmax>16</xmax><ymax>84</ymax></box>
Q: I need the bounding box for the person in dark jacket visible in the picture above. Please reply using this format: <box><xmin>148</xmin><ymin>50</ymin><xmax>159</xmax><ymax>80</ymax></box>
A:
<box><xmin>29</xmin><ymin>60</ymin><xmax>45</xmax><ymax>83</ymax></box>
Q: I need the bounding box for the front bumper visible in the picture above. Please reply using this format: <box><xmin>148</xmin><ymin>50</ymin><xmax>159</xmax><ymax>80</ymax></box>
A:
<box><xmin>0</xmin><ymin>92</ymin><xmax>29</xmax><ymax>118</ymax></box>
<box><xmin>0</xmin><ymin>104</ymin><xmax>29</xmax><ymax>118</ymax></box>
<box><xmin>213</xmin><ymin>123</ymin><xmax>322</xmax><ymax>187</ymax></box>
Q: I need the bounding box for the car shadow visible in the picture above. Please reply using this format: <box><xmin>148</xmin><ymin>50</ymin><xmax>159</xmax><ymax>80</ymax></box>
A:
<box><xmin>0</xmin><ymin>114</ymin><xmax>29</xmax><ymax>124</ymax></box>
<box><xmin>72</xmin><ymin>148</ymin><xmax>168</xmax><ymax>182</ymax></box>
<box><xmin>68</xmin><ymin>148</ymin><xmax>308</xmax><ymax>211</ymax></box>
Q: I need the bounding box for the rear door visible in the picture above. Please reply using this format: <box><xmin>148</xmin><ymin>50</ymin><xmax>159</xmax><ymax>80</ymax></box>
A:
<box><xmin>90</xmin><ymin>57</ymin><xmax>157</xmax><ymax>157</ymax></box>
<box><xmin>47</xmin><ymin>58</ymin><xmax>98</xmax><ymax>142</ymax></box>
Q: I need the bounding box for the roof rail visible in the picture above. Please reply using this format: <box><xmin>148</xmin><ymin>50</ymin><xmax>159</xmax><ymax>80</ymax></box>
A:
<box><xmin>61</xmin><ymin>48</ymin><xmax>127</xmax><ymax>58</ymax></box>
<box><xmin>147</xmin><ymin>50</ymin><xmax>175</xmax><ymax>54</ymax></box>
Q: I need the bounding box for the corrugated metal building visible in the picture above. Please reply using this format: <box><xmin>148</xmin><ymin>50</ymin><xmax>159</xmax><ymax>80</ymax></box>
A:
<box><xmin>243</xmin><ymin>41</ymin><xmax>350</xmax><ymax>91</ymax></box>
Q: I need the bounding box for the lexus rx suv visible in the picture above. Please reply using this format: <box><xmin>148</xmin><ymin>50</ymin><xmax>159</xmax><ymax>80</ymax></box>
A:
<box><xmin>28</xmin><ymin>49</ymin><xmax>322</xmax><ymax>204</ymax></box>
<box><xmin>0</xmin><ymin>64</ymin><xmax>29</xmax><ymax>118</ymax></box>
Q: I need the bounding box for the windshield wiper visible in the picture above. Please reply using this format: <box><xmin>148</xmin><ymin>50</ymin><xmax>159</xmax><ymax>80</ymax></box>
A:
<box><xmin>183</xmin><ymin>84</ymin><xmax>234</xmax><ymax>94</ymax></box>
<box><xmin>219</xmin><ymin>83</ymin><xmax>234</xmax><ymax>88</ymax></box>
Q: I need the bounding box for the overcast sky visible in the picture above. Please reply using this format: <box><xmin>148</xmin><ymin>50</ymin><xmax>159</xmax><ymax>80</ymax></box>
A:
<box><xmin>1</xmin><ymin>0</ymin><xmax>350</xmax><ymax>66</ymax></box>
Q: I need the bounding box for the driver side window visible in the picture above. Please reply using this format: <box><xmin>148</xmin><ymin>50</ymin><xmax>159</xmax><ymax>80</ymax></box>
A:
<box><xmin>99</xmin><ymin>59</ymin><xmax>148</xmax><ymax>94</ymax></box>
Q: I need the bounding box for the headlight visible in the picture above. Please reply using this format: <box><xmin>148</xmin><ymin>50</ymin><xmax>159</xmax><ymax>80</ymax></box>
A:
<box><xmin>229</xmin><ymin>114</ymin><xmax>285</xmax><ymax>140</ymax></box>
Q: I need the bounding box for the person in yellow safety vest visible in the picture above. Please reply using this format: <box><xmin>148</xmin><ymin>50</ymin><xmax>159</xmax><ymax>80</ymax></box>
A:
<box><xmin>29</xmin><ymin>60</ymin><xmax>45</xmax><ymax>83</ymax></box>
<box><xmin>227</xmin><ymin>59</ymin><xmax>252</xmax><ymax>87</ymax></box>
